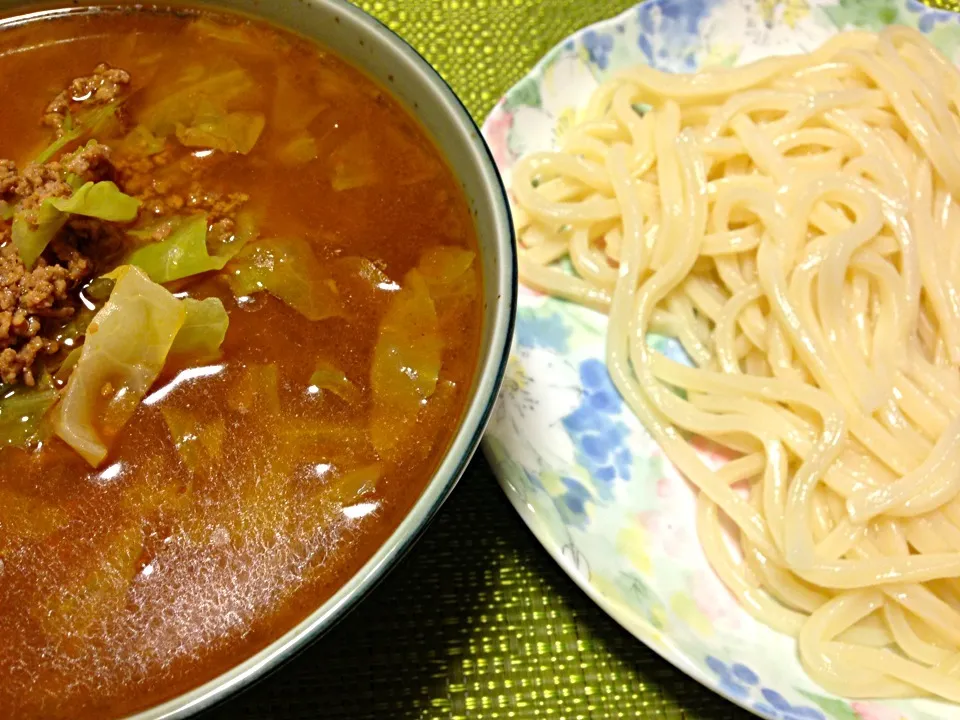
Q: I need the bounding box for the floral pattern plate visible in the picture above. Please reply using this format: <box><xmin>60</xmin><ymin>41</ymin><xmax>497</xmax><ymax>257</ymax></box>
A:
<box><xmin>480</xmin><ymin>1</ymin><xmax>960</xmax><ymax>719</ymax></box>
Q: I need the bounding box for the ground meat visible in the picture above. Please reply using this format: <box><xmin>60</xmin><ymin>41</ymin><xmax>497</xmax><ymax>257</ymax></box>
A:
<box><xmin>0</xmin><ymin>234</ymin><xmax>91</xmax><ymax>386</ymax></box>
<box><xmin>208</xmin><ymin>218</ymin><xmax>236</xmax><ymax>248</ymax></box>
<box><xmin>185</xmin><ymin>184</ymin><xmax>249</xmax><ymax>222</ymax></box>
<box><xmin>13</xmin><ymin>164</ymin><xmax>73</xmax><ymax>210</ymax></box>
<box><xmin>0</xmin><ymin>145</ymin><xmax>107</xmax><ymax>386</ymax></box>
<box><xmin>43</xmin><ymin>64</ymin><xmax>131</xmax><ymax>137</ymax></box>
<box><xmin>114</xmin><ymin>150</ymin><xmax>249</xmax><ymax>221</ymax></box>
<box><xmin>65</xmin><ymin>218</ymin><xmax>126</xmax><ymax>273</ymax></box>
<box><xmin>1</xmin><ymin>142</ymin><xmax>115</xmax><ymax>212</ymax></box>
<box><xmin>61</xmin><ymin>140</ymin><xmax>113</xmax><ymax>179</ymax></box>
<box><xmin>0</xmin><ymin>160</ymin><xmax>20</xmax><ymax>195</ymax></box>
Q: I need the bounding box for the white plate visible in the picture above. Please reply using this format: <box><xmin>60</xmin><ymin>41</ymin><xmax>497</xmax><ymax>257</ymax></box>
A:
<box><xmin>480</xmin><ymin>1</ymin><xmax>960</xmax><ymax>718</ymax></box>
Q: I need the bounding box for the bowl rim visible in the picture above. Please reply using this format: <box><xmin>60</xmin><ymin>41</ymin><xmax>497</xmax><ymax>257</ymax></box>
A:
<box><xmin>2</xmin><ymin>0</ymin><xmax>516</xmax><ymax>716</ymax></box>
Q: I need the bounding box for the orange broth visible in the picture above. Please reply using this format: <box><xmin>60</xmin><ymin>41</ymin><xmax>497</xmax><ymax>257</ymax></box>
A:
<box><xmin>0</xmin><ymin>6</ymin><xmax>482</xmax><ymax>718</ymax></box>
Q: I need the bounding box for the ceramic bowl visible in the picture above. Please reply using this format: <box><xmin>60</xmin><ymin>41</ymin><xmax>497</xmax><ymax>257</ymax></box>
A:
<box><xmin>0</xmin><ymin>1</ymin><xmax>516</xmax><ymax>717</ymax></box>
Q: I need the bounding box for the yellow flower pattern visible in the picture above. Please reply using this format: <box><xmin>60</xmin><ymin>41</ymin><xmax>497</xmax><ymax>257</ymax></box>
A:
<box><xmin>758</xmin><ymin>0</ymin><xmax>811</xmax><ymax>28</ymax></box>
<box><xmin>615</xmin><ymin>523</ymin><xmax>652</xmax><ymax>575</ymax></box>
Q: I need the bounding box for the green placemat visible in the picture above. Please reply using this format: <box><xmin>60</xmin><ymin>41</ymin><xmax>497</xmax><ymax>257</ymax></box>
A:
<box><xmin>208</xmin><ymin>1</ymin><xmax>957</xmax><ymax>719</ymax></box>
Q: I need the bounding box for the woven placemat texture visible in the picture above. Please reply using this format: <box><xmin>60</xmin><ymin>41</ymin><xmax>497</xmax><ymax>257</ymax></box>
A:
<box><xmin>208</xmin><ymin>1</ymin><xmax>956</xmax><ymax>719</ymax></box>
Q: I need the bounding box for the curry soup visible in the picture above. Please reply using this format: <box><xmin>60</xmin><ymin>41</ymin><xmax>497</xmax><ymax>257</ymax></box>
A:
<box><xmin>0</xmin><ymin>6</ymin><xmax>482</xmax><ymax>718</ymax></box>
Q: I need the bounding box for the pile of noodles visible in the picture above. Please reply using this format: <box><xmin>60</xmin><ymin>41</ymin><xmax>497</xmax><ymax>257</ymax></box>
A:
<box><xmin>509</xmin><ymin>26</ymin><xmax>960</xmax><ymax>701</ymax></box>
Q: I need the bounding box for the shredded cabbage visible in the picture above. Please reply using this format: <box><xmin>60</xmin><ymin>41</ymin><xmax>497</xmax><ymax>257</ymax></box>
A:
<box><xmin>51</xmin><ymin>266</ymin><xmax>186</xmax><ymax>467</ymax></box>
<box><xmin>226</xmin><ymin>237</ymin><xmax>341</xmax><ymax>321</ymax></box>
<box><xmin>369</xmin><ymin>269</ymin><xmax>441</xmax><ymax>454</ymax></box>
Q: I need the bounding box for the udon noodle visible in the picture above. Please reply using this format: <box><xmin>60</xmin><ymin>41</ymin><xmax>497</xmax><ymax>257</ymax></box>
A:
<box><xmin>509</xmin><ymin>26</ymin><xmax>960</xmax><ymax>701</ymax></box>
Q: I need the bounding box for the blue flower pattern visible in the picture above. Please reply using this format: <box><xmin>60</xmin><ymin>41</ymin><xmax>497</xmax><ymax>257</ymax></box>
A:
<box><xmin>706</xmin><ymin>657</ymin><xmax>826</xmax><ymax>720</ymax></box>
<box><xmin>515</xmin><ymin>308</ymin><xmax>571</xmax><ymax>352</ymax></box>
<box><xmin>524</xmin><ymin>463</ymin><xmax>594</xmax><ymax>527</ymax></box>
<box><xmin>582</xmin><ymin>30</ymin><xmax>614</xmax><ymax>69</ymax></box>
<box><xmin>906</xmin><ymin>0</ymin><xmax>959</xmax><ymax>32</ymax></box>
<box><xmin>558</xmin><ymin>475</ymin><xmax>593</xmax><ymax>517</ymax></box>
<box><xmin>562</xmin><ymin>359</ymin><xmax>632</xmax><ymax>500</ymax></box>
<box><xmin>636</xmin><ymin>0</ymin><xmax>718</xmax><ymax>72</ymax></box>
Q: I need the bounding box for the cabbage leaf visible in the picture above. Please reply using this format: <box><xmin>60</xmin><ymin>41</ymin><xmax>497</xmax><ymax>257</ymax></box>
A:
<box><xmin>187</xmin><ymin>17</ymin><xmax>277</xmax><ymax>59</ymax></box>
<box><xmin>141</xmin><ymin>64</ymin><xmax>263</xmax><ymax>154</ymax></box>
<box><xmin>160</xmin><ymin>405</ymin><xmax>225</xmax><ymax>474</ymax></box>
<box><xmin>175</xmin><ymin>105</ymin><xmax>265</xmax><ymax>155</ymax></box>
<box><xmin>225</xmin><ymin>236</ymin><xmax>340</xmax><ymax>321</ymax></box>
<box><xmin>309</xmin><ymin>359</ymin><xmax>360</xmax><ymax>403</ymax></box>
<box><xmin>0</xmin><ymin>383</ymin><xmax>59</xmax><ymax>449</ymax></box>
<box><xmin>169</xmin><ymin>297</ymin><xmax>229</xmax><ymax>363</ymax></box>
<box><xmin>229</xmin><ymin>363</ymin><xmax>281</xmax><ymax>416</ymax></box>
<box><xmin>369</xmin><ymin>269</ymin><xmax>441</xmax><ymax>454</ymax></box>
<box><xmin>50</xmin><ymin>181</ymin><xmax>141</xmax><ymax>221</ymax></box>
<box><xmin>273</xmin><ymin>67</ymin><xmax>327</xmax><ymax>133</ymax></box>
<box><xmin>41</xmin><ymin>523</ymin><xmax>143</xmax><ymax>639</ymax></box>
<box><xmin>417</xmin><ymin>246</ymin><xmax>477</xmax><ymax>339</ymax></box>
<box><xmin>326</xmin><ymin>463</ymin><xmax>380</xmax><ymax>505</ymax></box>
<box><xmin>13</xmin><ymin>181</ymin><xmax>140</xmax><ymax>268</ymax></box>
<box><xmin>53</xmin><ymin>346</ymin><xmax>82</xmax><ymax>386</ymax></box>
<box><xmin>128</xmin><ymin>210</ymin><xmax>256</xmax><ymax>279</ymax></box>
<box><xmin>51</xmin><ymin>265</ymin><xmax>186</xmax><ymax>467</ymax></box>
<box><xmin>125</xmin><ymin>213</ymin><xmax>228</xmax><ymax>283</ymax></box>
<box><xmin>140</xmin><ymin>63</ymin><xmax>256</xmax><ymax>136</ymax></box>
<box><xmin>417</xmin><ymin>246</ymin><xmax>476</xmax><ymax>291</ymax></box>
<box><xmin>12</xmin><ymin>203</ymin><xmax>66</xmax><ymax>269</ymax></box>
<box><xmin>118</xmin><ymin>125</ymin><xmax>166</xmax><ymax>157</ymax></box>
<box><xmin>0</xmin><ymin>488</ymin><xmax>68</xmax><ymax>554</ymax></box>
<box><xmin>330</xmin><ymin>131</ymin><xmax>380</xmax><ymax>191</ymax></box>
<box><xmin>209</xmin><ymin>210</ymin><xmax>258</xmax><ymax>260</ymax></box>
<box><xmin>277</xmin><ymin>133</ymin><xmax>319</xmax><ymax>166</ymax></box>
<box><xmin>34</xmin><ymin>100</ymin><xmax>121</xmax><ymax>164</ymax></box>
